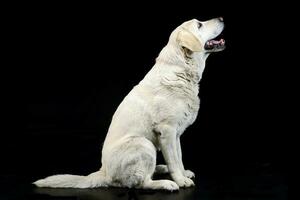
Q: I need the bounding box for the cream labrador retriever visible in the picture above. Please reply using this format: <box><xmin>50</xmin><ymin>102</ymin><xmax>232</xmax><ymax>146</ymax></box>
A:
<box><xmin>34</xmin><ymin>18</ymin><xmax>225</xmax><ymax>191</ymax></box>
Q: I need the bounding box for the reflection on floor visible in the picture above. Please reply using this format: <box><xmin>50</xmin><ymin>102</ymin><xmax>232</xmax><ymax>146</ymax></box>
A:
<box><xmin>33</xmin><ymin>187</ymin><xmax>195</xmax><ymax>200</ymax></box>
<box><xmin>0</xmin><ymin>171</ymin><xmax>287</xmax><ymax>200</ymax></box>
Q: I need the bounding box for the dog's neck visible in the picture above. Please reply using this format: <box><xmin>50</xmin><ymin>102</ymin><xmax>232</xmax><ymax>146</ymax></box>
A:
<box><xmin>155</xmin><ymin>43</ymin><xmax>209</xmax><ymax>83</ymax></box>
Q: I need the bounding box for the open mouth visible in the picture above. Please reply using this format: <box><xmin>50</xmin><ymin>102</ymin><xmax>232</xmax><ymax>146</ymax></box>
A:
<box><xmin>204</xmin><ymin>34</ymin><xmax>225</xmax><ymax>51</ymax></box>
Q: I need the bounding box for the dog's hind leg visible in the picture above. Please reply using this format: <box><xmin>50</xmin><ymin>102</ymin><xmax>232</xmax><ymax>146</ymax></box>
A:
<box><xmin>107</xmin><ymin>137</ymin><xmax>179</xmax><ymax>191</ymax></box>
<box><xmin>142</xmin><ymin>176</ymin><xmax>179</xmax><ymax>191</ymax></box>
<box><xmin>107</xmin><ymin>137</ymin><xmax>157</xmax><ymax>188</ymax></box>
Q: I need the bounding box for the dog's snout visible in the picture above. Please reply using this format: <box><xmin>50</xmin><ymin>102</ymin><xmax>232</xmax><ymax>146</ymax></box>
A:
<box><xmin>218</xmin><ymin>17</ymin><xmax>224</xmax><ymax>22</ymax></box>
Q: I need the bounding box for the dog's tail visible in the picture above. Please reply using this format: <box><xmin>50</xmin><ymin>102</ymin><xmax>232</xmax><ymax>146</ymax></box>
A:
<box><xmin>33</xmin><ymin>169</ymin><xmax>107</xmax><ymax>188</ymax></box>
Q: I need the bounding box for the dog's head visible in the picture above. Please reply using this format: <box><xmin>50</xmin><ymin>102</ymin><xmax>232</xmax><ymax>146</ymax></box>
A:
<box><xmin>172</xmin><ymin>18</ymin><xmax>225</xmax><ymax>53</ymax></box>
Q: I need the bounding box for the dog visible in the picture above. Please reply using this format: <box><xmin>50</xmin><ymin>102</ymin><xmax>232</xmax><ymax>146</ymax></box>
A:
<box><xmin>34</xmin><ymin>18</ymin><xmax>225</xmax><ymax>191</ymax></box>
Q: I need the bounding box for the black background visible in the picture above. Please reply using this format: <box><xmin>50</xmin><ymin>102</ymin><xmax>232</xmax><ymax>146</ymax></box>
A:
<box><xmin>1</xmin><ymin>1</ymin><xmax>288</xmax><ymax>199</ymax></box>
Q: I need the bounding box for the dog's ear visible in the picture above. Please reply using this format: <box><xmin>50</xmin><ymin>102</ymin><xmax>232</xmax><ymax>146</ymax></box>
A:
<box><xmin>177</xmin><ymin>29</ymin><xmax>202</xmax><ymax>52</ymax></box>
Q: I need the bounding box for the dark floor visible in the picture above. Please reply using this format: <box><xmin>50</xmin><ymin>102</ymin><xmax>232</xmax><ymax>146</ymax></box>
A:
<box><xmin>0</xmin><ymin>170</ymin><xmax>287</xmax><ymax>200</ymax></box>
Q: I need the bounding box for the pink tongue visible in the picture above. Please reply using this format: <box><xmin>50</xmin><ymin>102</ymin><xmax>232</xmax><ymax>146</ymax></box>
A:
<box><xmin>208</xmin><ymin>39</ymin><xmax>225</xmax><ymax>45</ymax></box>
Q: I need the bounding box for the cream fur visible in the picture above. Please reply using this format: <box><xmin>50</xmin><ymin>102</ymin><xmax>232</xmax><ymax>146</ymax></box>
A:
<box><xmin>34</xmin><ymin>18</ymin><xmax>225</xmax><ymax>191</ymax></box>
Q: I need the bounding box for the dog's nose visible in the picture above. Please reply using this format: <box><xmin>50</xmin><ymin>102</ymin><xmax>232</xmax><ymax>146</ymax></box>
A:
<box><xmin>218</xmin><ymin>17</ymin><xmax>224</xmax><ymax>22</ymax></box>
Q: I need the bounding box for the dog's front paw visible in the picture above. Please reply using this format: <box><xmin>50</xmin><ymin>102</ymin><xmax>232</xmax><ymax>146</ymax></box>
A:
<box><xmin>172</xmin><ymin>174</ymin><xmax>195</xmax><ymax>188</ymax></box>
<box><xmin>184</xmin><ymin>170</ymin><xmax>195</xmax><ymax>178</ymax></box>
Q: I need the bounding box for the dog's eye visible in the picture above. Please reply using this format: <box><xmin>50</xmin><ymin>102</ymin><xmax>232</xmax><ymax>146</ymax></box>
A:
<box><xmin>197</xmin><ymin>22</ymin><xmax>202</xmax><ymax>29</ymax></box>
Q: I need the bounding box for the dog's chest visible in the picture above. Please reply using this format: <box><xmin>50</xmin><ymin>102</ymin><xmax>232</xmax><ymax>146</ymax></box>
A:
<box><xmin>175</xmin><ymin>96</ymin><xmax>200</xmax><ymax>135</ymax></box>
